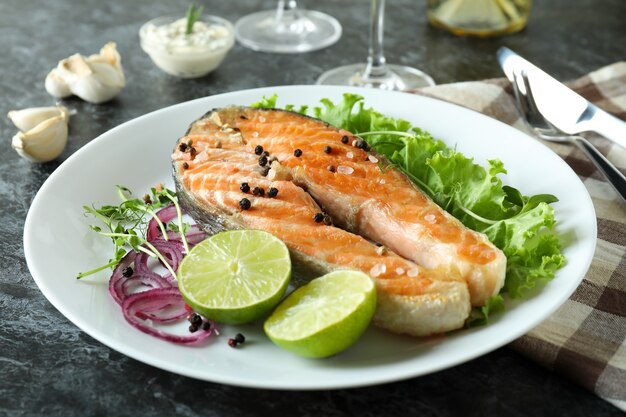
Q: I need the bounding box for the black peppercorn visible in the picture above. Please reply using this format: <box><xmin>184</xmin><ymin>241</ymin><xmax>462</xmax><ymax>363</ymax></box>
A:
<box><xmin>227</xmin><ymin>338</ymin><xmax>238</xmax><ymax>348</ymax></box>
<box><xmin>202</xmin><ymin>321</ymin><xmax>211</xmax><ymax>331</ymax></box>
<box><xmin>239</xmin><ymin>198</ymin><xmax>251</xmax><ymax>210</ymax></box>
<box><xmin>240</xmin><ymin>182</ymin><xmax>250</xmax><ymax>193</ymax></box>
<box><xmin>258</xmin><ymin>155</ymin><xmax>268</xmax><ymax>166</ymax></box>
<box><xmin>189</xmin><ymin>324</ymin><xmax>199</xmax><ymax>333</ymax></box>
<box><xmin>189</xmin><ymin>314</ymin><xmax>202</xmax><ymax>327</ymax></box>
<box><xmin>252</xmin><ymin>186</ymin><xmax>265</xmax><ymax>197</ymax></box>
<box><xmin>354</xmin><ymin>139</ymin><xmax>366</xmax><ymax>149</ymax></box>
<box><xmin>341</xmin><ymin>135</ymin><xmax>349</xmax><ymax>144</ymax></box>
<box><xmin>323</xmin><ymin>214</ymin><xmax>333</xmax><ymax>225</ymax></box>
<box><xmin>254</xmin><ymin>145</ymin><xmax>263</xmax><ymax>155</ymax></box>
<box><xmin>261</xmin><ymin>166</ymin><xmax>270</xmax><ymax>177</ymax></box>
<box><xmin>178</xmin><ymin>142</ymin><xmax>188</xmax><ymax>152</ymax></box>
<box><xmin>327</xmin><ymin>165</ymin><xmax>335</xmax><ymax>172</ymax></box>
<box><xmin>313</xmin><ymin>212</ymin><xmax>324</xmax><ymax>223</ymax></box>
<box><xmin>268</xmin><ymin>187</ymin><xmax>278</xmax><ymax>198</ymax></box>
<box><xmin>234</xmin><ymin>333</ymin><xmax>246</xmax><ymax>344</ymax></box>
<box><xmin>324</xmin><ymin>146</ymin><xmax>332</xmax><ymax>154</ymax></box>
<box><xmin>294</xmin><ymin>148</ymin><xmax>303</xmax><ymax>157</ymax></box>
<box><xmin>122</xmin><ymin>266</ymin><xmax>133</xmax><ymax>277</ymax></box>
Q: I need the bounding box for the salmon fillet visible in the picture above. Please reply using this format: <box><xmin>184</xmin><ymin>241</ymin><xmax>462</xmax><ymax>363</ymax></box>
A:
<box><xmin>197</xmin><ymin>107</ymin><xmax>506</xmax><ymax>305</ymax></box>
<box><xmin>171</xmin><ymin>107</ymin><xmax>504</xmax><ymax>336</ymax></box>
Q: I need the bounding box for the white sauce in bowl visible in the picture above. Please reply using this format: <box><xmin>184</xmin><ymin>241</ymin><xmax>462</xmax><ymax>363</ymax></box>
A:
<box><xmin>140</xmin><ymin>15</ymin><xmax>235</xmax><ymax>78</ymax></box>
<box><xmin>143</xmin><ymin>18</ymin><xmax>231</xmax><ymax>54</ymax></box>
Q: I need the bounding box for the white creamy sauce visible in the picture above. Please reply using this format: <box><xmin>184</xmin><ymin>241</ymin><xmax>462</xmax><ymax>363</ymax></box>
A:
<box><xmin>144</xmin><ymin>18</ymin><xmax>230</xmax><ymax>54</ymax></box>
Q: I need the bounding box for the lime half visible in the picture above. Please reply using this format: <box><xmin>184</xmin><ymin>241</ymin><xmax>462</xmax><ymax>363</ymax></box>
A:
<box><xmin>264</xmin><ymin>270</ymin><xmax>377</xmax><ymax>358</ymax></box>
<box><xmin>178</xmin><ymin>229</ymin><xmax>291</xmax><ymax>324</ymax></box>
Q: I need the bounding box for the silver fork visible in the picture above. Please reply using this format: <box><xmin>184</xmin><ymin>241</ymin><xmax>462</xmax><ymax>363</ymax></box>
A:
<box><xmin>511</xmin><ymin>70</ymin><xmax>626</xmax><ymax>202</ymax></box>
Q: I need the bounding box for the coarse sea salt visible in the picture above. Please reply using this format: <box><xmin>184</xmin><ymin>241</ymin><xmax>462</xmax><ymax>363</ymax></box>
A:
<box><xmin>346</xmin><ymin>151</ymin><xmax>354</xmax><ymax>159</ymax></box>
<box><xmin>336</xmin><ymin>165</ymin><xmax>354</xmax><ymax>175</ymax></box>
<box><xmin>369</xmin><ymin>263</ymin><xmax>387</xmax><ymax>277</ymax></box>
<box><xmin>395</xmin><ymin>267</ymin><xmax>405</xmax><ymax>275</ymax></box>
<box><xmin>194</xmin><ymin>150</ymin><xmax>209</xmax><ymax>162</ymax></box>
<box><xmin>424</xmin><ymin>213</ymin><xmax>436</xmax><ymax>224</ymax></box>
<box><xmin>368</xmin><ymin>155</ymin><xmax>378</xmax><ymax>163</ymax></box>
<box><xmin>407</xmin><ymin>267</ymin><xmax>419</xmax><ymax>277</ymax></box>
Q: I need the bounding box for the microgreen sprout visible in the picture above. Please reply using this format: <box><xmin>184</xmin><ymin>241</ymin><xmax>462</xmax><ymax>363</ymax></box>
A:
<box><xmin>77</xmin><ymin>185</ymin><xmax>190</xmax><ymax>279</ymax></box>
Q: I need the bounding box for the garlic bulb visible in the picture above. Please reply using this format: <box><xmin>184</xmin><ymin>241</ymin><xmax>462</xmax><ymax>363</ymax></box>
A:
<box><xmin>45</xmin><ymin>42</ymin><xmax>125</xmax><ymax>104</ymax></box>
<box><xmin>8</xmin><ymin>105</ymin><xmax>71</xmax><ymax>163</ymax></box>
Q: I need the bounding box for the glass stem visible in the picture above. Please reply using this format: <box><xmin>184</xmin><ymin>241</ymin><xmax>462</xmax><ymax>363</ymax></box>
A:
<box><xmin>363</xmin><ymin>0</ymin><xmax>389</xmax><ymax>79</ymax></box>
<box><xmin>275</xmin><ymin>0</ymin><xmax>300</xmax><ymax>22</ymax></box>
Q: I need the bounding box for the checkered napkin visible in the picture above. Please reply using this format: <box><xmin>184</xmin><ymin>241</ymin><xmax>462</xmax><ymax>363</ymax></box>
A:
<box><xmin>414</xmin><ymin>62</ymin><xmax>626</xmax><ymax>410</ymax></box>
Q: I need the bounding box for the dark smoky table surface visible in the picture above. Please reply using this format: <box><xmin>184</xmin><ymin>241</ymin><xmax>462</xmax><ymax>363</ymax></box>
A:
<box><xmin>1</xmin><ymin>0</ymin><xmax>624</xmax><ymax>416</ymax></box>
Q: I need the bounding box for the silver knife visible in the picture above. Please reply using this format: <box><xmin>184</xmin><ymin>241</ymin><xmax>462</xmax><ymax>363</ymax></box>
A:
<box><xmin>497</xmin><ymin>47</ymin><xmax>626</xmax><ymax>150</ymax></box>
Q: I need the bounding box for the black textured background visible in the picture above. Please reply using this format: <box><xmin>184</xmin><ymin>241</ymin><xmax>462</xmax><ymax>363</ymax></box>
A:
<box><xmin>1</xmin><ymin>0</ymin><xmax>625</xmax><ymax>416</ymax></box>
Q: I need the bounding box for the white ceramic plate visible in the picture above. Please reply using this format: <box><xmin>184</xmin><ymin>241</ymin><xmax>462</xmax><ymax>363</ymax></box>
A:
<box><xmin>24</xmin><ymin>86</ymin><xmax>596</xmax><ymax>390</ymax></box>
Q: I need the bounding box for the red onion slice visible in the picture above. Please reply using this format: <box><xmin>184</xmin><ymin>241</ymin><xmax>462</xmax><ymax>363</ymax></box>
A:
<box><xmin>108</xmin><ymin>251</ymin><xmax>138</xmax><ymax>305</ymax></box>
<box><xmin>146</xmin><ymin>206</ymin><xmax>178</xmax><ymax>241</ymax></box>
<box><xmin>147</xmin><ymin>205</ymin><xmax>207</xmax><ymax>246</ymax></box>
<box><xmin>184</xmin><ymin>225</ymin><xmax>207</xmax><ymax>246</ymax></box>
<box><xmin>122</xmin><ymin>288</ymin><xmax>213</xmax><ymax>344</ymax></box>
<box><xmin>107</xmin><ymin>203</ymin><xmax>211</xmax><ymax>345</ymax></box>
<box><xmin>109</xmin><ymin>250</ymin><xmax>174</xmax><ymax>306</ymax></box>
<box><xmin>150</xmin><ymin>239</ymin><xmax>184</xmax><ymax>271</ymax></box>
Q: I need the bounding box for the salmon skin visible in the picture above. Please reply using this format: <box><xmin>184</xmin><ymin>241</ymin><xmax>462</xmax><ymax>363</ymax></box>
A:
<box><xmin>172</xmin><ymin>106</ymin><xmax>505</xmax><ymax>336</ymax></box>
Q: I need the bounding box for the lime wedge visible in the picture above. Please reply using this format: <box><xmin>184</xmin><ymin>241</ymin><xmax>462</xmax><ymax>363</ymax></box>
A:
<box><xmin>264</xmin><ymin>270</ymin><xmax>377</xmax><ymax>358</ymax></box>
<box><xmin>178</xmin><ymin>230</ymin><xmax>291</xmax><ymax>324</ymax></box>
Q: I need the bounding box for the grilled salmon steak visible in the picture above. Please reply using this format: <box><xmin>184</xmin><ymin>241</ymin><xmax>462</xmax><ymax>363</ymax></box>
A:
<box><xmin>172</xmin><ymin>107</ymin><xmax>507</xmax><ymax>336</ymax></box>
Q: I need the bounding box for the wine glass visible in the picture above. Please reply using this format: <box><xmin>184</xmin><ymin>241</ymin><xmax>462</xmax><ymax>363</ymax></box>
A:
<box><xmin>316</xmin><ymin>0</ymin><xmax>434</xmax><ymax>90</ymax></box>
<box><xmin>235</xmin><ymin>1</ymin><xmax>342</xmax><ymax>54</ymax></box>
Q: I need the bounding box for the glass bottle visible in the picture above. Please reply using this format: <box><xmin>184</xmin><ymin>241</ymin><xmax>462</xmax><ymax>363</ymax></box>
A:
<box><xmin>426</xmin><ymin>0</ymin><xmax>532</xmax><ymax>37</ymax></box>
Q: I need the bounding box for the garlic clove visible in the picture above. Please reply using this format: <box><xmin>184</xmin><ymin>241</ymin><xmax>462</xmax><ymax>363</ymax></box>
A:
<box><xmin>8</xmin><ymin>105</ymin><xmax>69</xmax><ymax>132</ymax></box>
<box><xmin>44</xmin><ymin>42</ymin><xmax>125</xmax><ymax>104</ymax></box>
<box><xmin>61</xmin><ymin>53</ymin><xmax>94</xmax><ymax>77</ymax></box>
<box><xmin>45</xmin><ymin>69</ymin><xmax>72</xmax><ymax>99</ymax></box>
<box><xmin>90</xmin><ymin>61</ymin><xmax>125</xmax><ymax>88</ymax></box>
<box><xmin>11</xmin><ymin>114</ymin><xmax>69</xmax><ymax>163</ymax></box>
<box><xmin>68</xmin><ymin>62</ymin><xmax>125</xmax><ymax>103</ymax></box>
<box><xmin>90</xmin><ymin>42</ymin><xmax>124</xmax><ymax>80</ymax></box>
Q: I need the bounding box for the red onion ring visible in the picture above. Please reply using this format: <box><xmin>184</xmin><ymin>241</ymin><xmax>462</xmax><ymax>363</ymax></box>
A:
<box><xmin>147</xmin><ymin>205</ymin><xmax>207</xmax><ymax>246</ymax></box>
<box><xmin>184</xmin><ymin>225</ymin><xmax>207</xmax><ymax>246</ymax></box>
<box><xmin>122</xmin><ymin>288</ymin><xmax>212</xmax><ymax>344</ymax></box>
<box><xmin>146</xmin><ymin>206</ymin><xmax>178</xmax><ymax>241</ymax></box>
<box><xmin>108</xmin><ymin>251</ymin><xmax>137</xmax><ymax>306</ymax></box>
<box><xmin>108</xmin><ymin>203</ymin><xmax>211</xmax><ymax>344</ymax></box>
<box><xmin>150</xmin><ymin>239</ymin><xmax>184</xmax><ymax>272</ymax></box>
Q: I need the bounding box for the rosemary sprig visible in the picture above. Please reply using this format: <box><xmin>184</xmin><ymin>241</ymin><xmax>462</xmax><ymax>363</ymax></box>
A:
<box><xmin>185</xmin><ymin>3</ymin><xmax>203</xmax><ymax>35</ymax></box>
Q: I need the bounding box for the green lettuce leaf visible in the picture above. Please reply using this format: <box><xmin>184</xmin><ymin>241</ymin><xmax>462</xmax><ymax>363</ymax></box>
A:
<box><xmin>466</xmin><ymin>294</ymin><xmax>506</xmax><ymax>327</ymax></box>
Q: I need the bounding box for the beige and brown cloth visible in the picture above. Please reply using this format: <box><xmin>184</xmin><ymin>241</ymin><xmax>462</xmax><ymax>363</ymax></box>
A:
<box><xmin>413</xmin><ymin>63</ymin><xmax>626</xmax><ymax>410</ymax></box>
